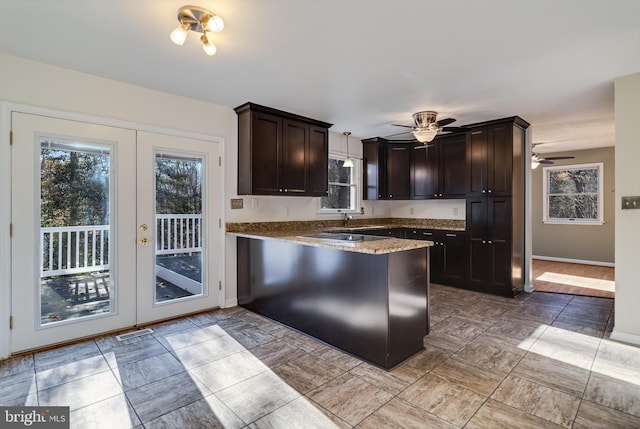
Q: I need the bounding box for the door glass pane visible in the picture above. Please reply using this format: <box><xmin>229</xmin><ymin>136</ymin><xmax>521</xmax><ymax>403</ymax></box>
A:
<box><xmin>155</xmin><ymin>153</ymin><xmax>204</xmax><ymax>303</ymax></box>
<box><xmin>40</xmin><ymin>140</ymin><xmax>112</xmax><ymax>325</ymax></box>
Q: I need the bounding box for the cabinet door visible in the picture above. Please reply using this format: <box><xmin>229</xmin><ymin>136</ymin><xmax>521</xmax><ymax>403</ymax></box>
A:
<box><xmin>362</xmin><ymin>140</ymin><xmax>385</xmax><ymax>200</ymax></box>
<box><xmin>440</xmin><ymin>134</ymin><xmax>467</xmax><ymax>197</ymax></box>
<box><xmin>466</xmin><ymin>197</ymin><xmax>491</xmax><ymax>289</ymax></box>
<box><xmin>488</xmin><ymin>197</ymin><xmax>512</xmax><ymax>290</ymax></box>
<box><xmin>250</xmin><ymin>111</ymin><xmax>282</xmax><ymax>195</ymax></box>
<box><xmin>281</xmin><ymin>119</ymin><xmax>309</xmax><ymax>195</ymax></box>
<box><xmin>487</xmin><ymin>124</ymin><xmax>513</xmax><ymax>196</ymax></box>
<box><xmin>466</xmin><ymin>127</ymin><xmax>489</xmax><ymax>196</ymax></box>
<box><xmin>308</xmin><ymin>125</ymin><xmax>329</xmax><ymax>196</ymax></box>
<box><xmin>386</xmin><ymin>145</ymin><xmax>411</xmax><ymax>199</ymax></box>
<box><xmin>411</xmin><ymin>144</ymin><xmax>438</xmax><ymax>199</ymax></box>
<box><xmin>441</xmin><ymin>231</ymin><xmax>466</xmax><ymax>287</ymax></box>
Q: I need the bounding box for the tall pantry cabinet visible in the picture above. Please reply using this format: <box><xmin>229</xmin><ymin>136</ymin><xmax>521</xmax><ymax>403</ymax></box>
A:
<box><xmin>465</xmin><ymin>117</ymin><xmax>529</xmax><ymax>296</ymax></box>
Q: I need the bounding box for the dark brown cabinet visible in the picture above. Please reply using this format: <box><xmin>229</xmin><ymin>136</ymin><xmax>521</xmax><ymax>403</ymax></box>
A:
<box><xmin>235</xmin><ymin>102</ymin><xmax>332</xmax><ymax>196</ymax></box>
<box><xmin>406</xmin><ymin>229</ymin><xmax>466</xmax><ymax>287</ymax></box>
<box><xmin>466</xmin><ymin>118</ymin><xmax>527</xmax><ymax>197</ymax></box>
<box><xmin>463</xmin><ymin>116</ymin><xmax>529</xmax><ymax>296</ymax></box>
<box><xmin>386</xmin><ymin>144</ymin><xmax>411</xmax><ymax>199</ymax></box>
<box><xmin>466</xmin><ymin>197</ymin><xmax>513</xmax><ymax>294</ymax></box>
<box><xmin>363</xmin><ymin>135</ymin><xmax>465</xmax><ymax>200</ymax></box>
<box><xmin>412</xmin><ymin>133</ymin><xmax>467</xmax><ymax>199</ymax></box>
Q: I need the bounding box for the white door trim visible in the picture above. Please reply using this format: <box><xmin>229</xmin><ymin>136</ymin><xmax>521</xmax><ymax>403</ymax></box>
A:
<box><xmin>0</xmin><ymin>101</ymin><xmax>226</xmax><ymax>359</ymax></box>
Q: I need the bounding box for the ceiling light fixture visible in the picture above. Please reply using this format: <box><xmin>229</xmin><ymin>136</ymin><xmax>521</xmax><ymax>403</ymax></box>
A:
<box><xmin>531</xmin><ymin>154</ymin><xmax>541</xmax><ymax>169</ymax></box>
<box><xmin>170</xmin><ymin>6</ymin><xmax>224</xmax><ymax>56</ymax></box>
<box><xmin>343</xmin><ymin>132</ymin><xmax>354</xmax><ymax>168</ymax></box>
<box><xmin>412</xmin><ymin>127</ymin><xmax>438</xmax><ymax>143</ymax></box>
<box><xmin>411</xmin><ymin>111</ymin><xmax>440</xmax><ymax>143</ymax></box>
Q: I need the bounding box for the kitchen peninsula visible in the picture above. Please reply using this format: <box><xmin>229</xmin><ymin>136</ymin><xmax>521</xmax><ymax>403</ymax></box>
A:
<box><xmin>229</xmin><ymin>219</ymin><xmax>445</xmax><ymax>369</ymax></box>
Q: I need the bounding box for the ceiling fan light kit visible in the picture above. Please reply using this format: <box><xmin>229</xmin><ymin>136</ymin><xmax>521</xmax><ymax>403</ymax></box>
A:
<box><xmin>389</xmin><ymin>110</ymin><xmax>463</xmax><ymax>143</ymax></box>
<box><xmin>170</xmin><ymin>5</ymin><xmax>224</xmax><ymax>56</ymax></box>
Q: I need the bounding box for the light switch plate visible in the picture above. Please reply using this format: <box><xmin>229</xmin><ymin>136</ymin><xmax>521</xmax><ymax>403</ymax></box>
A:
<box><xmin>231</xmin><ymin>198</ymin><xmax>243</xmax><ymax>209</ymax></box>
<box><xmin>621</xmin><ymin>196</ymin><xmax>640</xmax><ymax>210</ymax></box>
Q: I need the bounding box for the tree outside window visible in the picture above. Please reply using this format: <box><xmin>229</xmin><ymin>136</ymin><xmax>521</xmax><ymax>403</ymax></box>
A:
<box><xmin>543</xmin><ymin>162</ymin><xmax>603</xmax><ymax>224</ymax></box>
<box><xmin>319</xmin><ymin>156</ymin><xmax>359</xmax><ymax>213</ymax></box>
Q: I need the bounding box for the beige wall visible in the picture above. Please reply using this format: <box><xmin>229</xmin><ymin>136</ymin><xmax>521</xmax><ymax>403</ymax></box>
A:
<box><xmin>531</xmin><ymin>147</ymin><xmax>615</xmax><ymax>264</ymax></box>
<box><xmin>613</xmin><ymin>72</ymin><xmax>640</xmax><ymax>343</ymax></box>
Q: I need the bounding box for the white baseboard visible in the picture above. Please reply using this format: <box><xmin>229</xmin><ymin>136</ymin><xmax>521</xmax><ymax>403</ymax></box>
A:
<box><xmin>224</xmin><ymin>298</ymin><xmax>238</xmax><ymax>308</ymax></box>
<box><xmin>532</xmin><ymin>255</ymin><xmax>615</xmax><ymax>268</ymax></box>
<box><xmin>610</xmin><ymin>329</ymin><xmax>640</xmax><ymax>346</ymax></box>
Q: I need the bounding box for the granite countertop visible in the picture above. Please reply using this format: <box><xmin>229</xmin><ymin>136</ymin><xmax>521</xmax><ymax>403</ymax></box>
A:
<box><xmin>226</xmin><ymin>218</ymin><xmax>464</xmax><ymax>255</ymax></box>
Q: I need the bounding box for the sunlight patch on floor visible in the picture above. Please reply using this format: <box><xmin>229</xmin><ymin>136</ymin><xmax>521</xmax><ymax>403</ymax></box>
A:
<box><xmin>536</xmin><ymin>271</ymin><xmax>615</xmax><ymax>292</ymax></box>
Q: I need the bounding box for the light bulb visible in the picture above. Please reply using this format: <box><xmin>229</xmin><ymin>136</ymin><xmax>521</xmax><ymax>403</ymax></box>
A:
<box><xmin>412</xmin><ymin>127</ymin><xmax>438</xmax><ymax>143</ymax></box>
<box><xmin>201</xmin><ymin>33</ymin><xmax>217</xmax><ymax>56</ymax></box>
<box><xmin>170</xmin><ymin>23</ymin><xmax>189</xmax><ymax>46</ymax></box>
<box><xmin>531</xmin><ymin>160</ymin><xmax>540</xmax><ymax>169</ymax></box>
<box><xmin>343</xmin><ymin>158</ymin><xmax>354</xmax><ymax>168</ymax></box>
<box><xmin>207</xmin><ymin>15</ymin><xmax>224</xmax><ymax>32</ymax></box>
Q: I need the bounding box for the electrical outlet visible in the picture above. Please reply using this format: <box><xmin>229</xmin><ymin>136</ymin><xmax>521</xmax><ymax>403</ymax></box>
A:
<box><xmin>453</xmin><ymin>207</ymin><xmax>459</xmax><ymax>216</ymax></box>
<box><xmin>230</xmin><ymin>198</ymin><xmax>243</xmax><ymax>209</ymax></box>
<box><xmin>622</xmin><ymin>196</ymin><xmax>640</xmax><ymax>210</ymax></box>
<box><xmin>409</xmin><ymin>207</ymin><xmax>415</xmax><ymax>215</ymax></box>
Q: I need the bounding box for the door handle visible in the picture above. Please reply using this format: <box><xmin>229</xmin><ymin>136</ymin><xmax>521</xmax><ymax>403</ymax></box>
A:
<box><xmin>139</xmin><ymin>237</ymin><xmax>153</xmax><ymax>246</ymax></box>
<box><xmin>139</xmin><ymin>223</ymin><xmax>148</xmax><ymax>231</ymax></box>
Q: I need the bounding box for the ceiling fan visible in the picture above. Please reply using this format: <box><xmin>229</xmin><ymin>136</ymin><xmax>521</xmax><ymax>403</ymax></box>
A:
<box><xmin>387</xmin><ymin>111</ymin><xmax>468</xmax><ymax>145</ymax></box>
<box><xmin>531</xmin><ymin>143</ymin><xmax>575</xmax><ymax>169</ymax></box>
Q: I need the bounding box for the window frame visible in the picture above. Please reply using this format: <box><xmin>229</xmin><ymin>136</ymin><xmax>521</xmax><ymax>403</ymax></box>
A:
<box><xmin>318</xmin><ymin>153</ymin><xmax>361</xmax><ymax>214</ymax></box>
<box><xmin>542</xmin><ymin>162</ymin><xmax>604</xmax><ymax>225</ymax></box>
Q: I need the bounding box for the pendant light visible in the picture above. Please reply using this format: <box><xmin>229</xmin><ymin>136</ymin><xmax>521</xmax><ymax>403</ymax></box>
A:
<box><xmin>343</xmin><ymin>132</ymin><xmax>354</xmax><ymax>168</ymax></box>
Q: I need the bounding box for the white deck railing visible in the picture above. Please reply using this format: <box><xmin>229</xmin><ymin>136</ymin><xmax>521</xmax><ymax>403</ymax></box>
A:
<box><xmin>41</xmin><ymin>225</ymin><xmax>109</xmax><ymax>278</ymax></box>
<box><xmin>40</xmin><ymin>214</ymin><xmax>202</xmax><ymax>278</ymax></box>
<box><xmin>156</xmin><ymin>213</ymin><xmax>202</xmax><ymax>256</ymax></box>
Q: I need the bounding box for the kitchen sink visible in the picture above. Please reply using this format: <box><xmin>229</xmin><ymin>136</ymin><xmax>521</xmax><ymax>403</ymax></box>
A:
<box><xmin>300</xmin><ymin>232</ymin><xmax>389</xmax><ymax>242</ymax></box>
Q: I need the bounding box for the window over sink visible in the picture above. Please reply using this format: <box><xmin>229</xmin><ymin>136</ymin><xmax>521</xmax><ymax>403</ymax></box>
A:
<box><xmin>319</xmin><ymin>154</ymin><xmax>360</xmax><ymax>213</ymax></box>
<box><xmin>543</xmin><ymin>162</ymin><xmax>604</xmax><ymax>225</ymax></box>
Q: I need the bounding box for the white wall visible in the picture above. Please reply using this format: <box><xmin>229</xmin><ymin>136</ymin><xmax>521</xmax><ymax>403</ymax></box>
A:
<box><xmin>613</xmin><ymin>72</ymin><xmax>640</xmax><ymax>344</ymax></box>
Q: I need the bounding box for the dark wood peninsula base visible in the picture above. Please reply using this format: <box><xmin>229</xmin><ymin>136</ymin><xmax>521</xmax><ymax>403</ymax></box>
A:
<box><xmin>237</xmin><ymin>237</ymin><xmax>430</xmax><ymax>370</ymax></box>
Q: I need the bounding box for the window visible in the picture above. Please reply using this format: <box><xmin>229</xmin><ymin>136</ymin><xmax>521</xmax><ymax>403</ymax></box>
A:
<box><xmin>543</xmin><ymin>162</ymin><xmax>603</xmax><ymax>224</ymax></box>
<box><xmin>319</xmin><ymin>155</ymin><xmax>359</xmax><ymax>213</ymax></box>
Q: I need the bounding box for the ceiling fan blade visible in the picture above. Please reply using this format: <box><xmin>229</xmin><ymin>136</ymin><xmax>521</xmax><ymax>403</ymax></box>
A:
<box><xmin>386</xmin><ymin>131</ymin><xmax>414</xmax><ymax>138</ymax></box>
<box><xmin>539</xmin><ymin>159</ymin><xmax>554</xmax><ymax>165</ymax></box>
<box><xmin>436</xmin><ymin>118</ymin><xmax>456</xmax><ymax>127</ymax></box>
<box><xmin>543</xmin><ymin>156</ymin><xmax>575</xmax><ymax>161</ymax></box>
<box><xmin>391</xmin><ymin>124</ymin><xmax>415</xmax><ymax>129</ymax></box>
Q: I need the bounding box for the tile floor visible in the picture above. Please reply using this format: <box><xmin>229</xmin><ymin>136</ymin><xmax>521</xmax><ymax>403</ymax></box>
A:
<box><xmin>2</xmin><ymin>284</ymin><xmax>640</xmax><ymax>428</ymax></box>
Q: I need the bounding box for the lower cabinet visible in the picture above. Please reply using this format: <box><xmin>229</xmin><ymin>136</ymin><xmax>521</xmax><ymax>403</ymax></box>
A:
<box><xmin>466</xmin><ymin>196</ymin><xmax>520</xmax><ymax>296</ymax></box>
<box><xmin>405</xmin><ymin>229</ymin><xmax>466</xmax><ymax>287</ymax></box>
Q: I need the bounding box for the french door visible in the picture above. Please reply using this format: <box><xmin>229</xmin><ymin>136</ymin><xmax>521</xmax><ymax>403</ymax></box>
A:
<box><xmin>10</xmin><ymin>113</ymin><xmax>221</xmax><ymax>353</ymax></box>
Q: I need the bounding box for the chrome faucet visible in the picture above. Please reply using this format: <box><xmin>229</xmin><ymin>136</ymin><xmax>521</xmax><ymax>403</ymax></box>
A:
<box><xmin>343</xmin><ymin>213</ymin><xmax>353</xmax><ymax>227</ymax></box>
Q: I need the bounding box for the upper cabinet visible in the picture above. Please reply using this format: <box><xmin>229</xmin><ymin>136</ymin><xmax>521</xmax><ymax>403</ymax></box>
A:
<box><xmin>235</xmin><ymin>102</ymin><xmax>332</xmax><ymax>196</ymax></box>
<box><xmin>362</xmin><ymin>137</ymin><xmax>412</xmax><ymax>200</ymax></box>
<box><xmin>412</xmin><ymin>133</ymin><xmax>467</xmax><ymax>199</ymax></box>
<box><xmin>465</xmin><ymin>117</ymin><xmax>529</xmax><ymax>197</ymax></box>
<box><xmin>363</xmin><ymin>133</ymin><xmax>466</xmax><ymax>201</ymax></box>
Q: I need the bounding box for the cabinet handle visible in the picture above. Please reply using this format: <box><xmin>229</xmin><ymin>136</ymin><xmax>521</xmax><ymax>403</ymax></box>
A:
<box><xmin>389</xmin><ymin>194</ymin><xmax>393</xmax><ymax>198</ymax></box>
<box><xmin>378</xmin><ymin>195</ymin><xmax>382</xmax><ymax>198</ymax></box>
<box><xmin>488</xmin><ymin>240</ymin><xmax>492</xmax><ymax>244</ymax></box>
<box><xmin>439</xmin><ymin>193</ymin><xmax>443</xmax><ymax>197</ymax></box>
<box><xmin>422</xmin><ymin>232</ymin><xmax>433</xmax><ymax>236</ymax></box>
<box><xmin>488</xmin><ymin>189</ymin><xmax>492</xmax><ymax>193</ymax></box>
<box><xmin>433</xmin><ymin>194</ymin><xmax>438</xmax><ymax>197</ymax></box>
<box><xmin>482</xmin><ymin>240</ymin><xmax>486</xmax><ymax>244</ymax></box>
<box><xmin>482</xmin><ymin>189</ymin><xmax>486</xmax><ymax>194</ymax></box>
<box><xmin>445</xmin><ymin>233</ymin><xmax>456</xmax><ymax>237</ymax></box>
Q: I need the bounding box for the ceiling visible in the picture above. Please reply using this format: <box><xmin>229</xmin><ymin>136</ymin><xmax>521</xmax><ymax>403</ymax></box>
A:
<box><xmin>1</xmin><ymin>0</ymin><xmax>639</xmax><ymax>153</ymax></box>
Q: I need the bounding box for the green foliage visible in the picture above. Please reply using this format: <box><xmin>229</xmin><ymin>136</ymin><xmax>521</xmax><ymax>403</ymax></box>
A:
<box><xmin>155</xmin><ymin>157</ymin><xmax>202</xmax><ymax>214</ymax></box>
<box><xmin>40</xmin><ymin>148</ymin><xmax>109</xmax><ymax>227</ymax></box>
